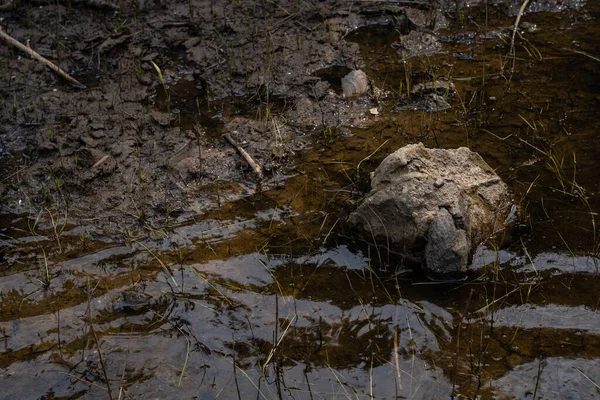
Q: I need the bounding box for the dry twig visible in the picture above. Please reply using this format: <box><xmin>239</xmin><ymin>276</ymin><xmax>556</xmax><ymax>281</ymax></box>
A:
<box><xmin>224</xmin><ymin>132</ymin><xmax>264</xmax><ymax>179</ymax></box>
<box><xmin>509</xmin><ymin>0</ymin><xmax>531</xmax><ymax>70</ymax></box>
<box><xmin>1</xmin><ymin>0</ymin><xmax>118</xmax><ymax>9</ymax></box>
<box><xmin>0</xmin><ymin>26</ymin><xmax>86</xmax><ymax>89</ymax></box>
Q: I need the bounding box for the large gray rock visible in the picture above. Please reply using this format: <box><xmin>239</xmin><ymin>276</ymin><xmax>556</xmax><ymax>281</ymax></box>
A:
<box><xmin>348</xmin><ymin>143</ymin><xmax>511</xmax><ymax>278</ymax></box>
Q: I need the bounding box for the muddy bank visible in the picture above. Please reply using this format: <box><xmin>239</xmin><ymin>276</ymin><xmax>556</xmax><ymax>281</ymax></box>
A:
<box><xmin>0</xmin><ymin>0</ymin><xmax>397</xmax><ymax>228</ymax></box>
<box><xmin>0</xmin><ymin>0</ymin><xmax>589</xmax><ymax>229</ymax></box>
<box><xmin>0</xmin><ymin>1</ymin><xmax>497</xmax><ymax>226</ymax></box>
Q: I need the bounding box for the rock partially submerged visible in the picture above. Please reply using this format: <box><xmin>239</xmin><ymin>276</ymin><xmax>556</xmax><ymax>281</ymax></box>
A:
<box><xmin>342</xmin><ymin>70</ymin><xmax>369</xmax><ymax>99</ymax></box>
<box><xmin>348</xmin><ymin>143</ymin><xmax>512</xmax><ymax>278</ymax></box>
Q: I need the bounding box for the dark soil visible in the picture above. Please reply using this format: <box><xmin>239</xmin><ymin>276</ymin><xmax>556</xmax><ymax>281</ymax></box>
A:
<box><xmin>0</xmin><ymin>0</ymin><xmax>587</xmax><ymax>228</ymax></box>
<box><xmin>0</xmin><ymin>0</ymin><xmax>414</xmax><ymax>229</ymax></box>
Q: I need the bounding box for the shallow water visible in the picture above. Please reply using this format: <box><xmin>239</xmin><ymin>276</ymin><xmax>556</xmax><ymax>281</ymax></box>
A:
<box><xmin>2</xmin><ymin>2</ymin><xmax>600</xmax><ymax>399</ymax></box>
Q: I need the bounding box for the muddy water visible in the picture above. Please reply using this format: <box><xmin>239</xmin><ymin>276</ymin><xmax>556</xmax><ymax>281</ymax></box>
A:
<box><xmin>2</xmin><ymin>2</ymin><xmax>600</xmax><ymax>400</ymax></box>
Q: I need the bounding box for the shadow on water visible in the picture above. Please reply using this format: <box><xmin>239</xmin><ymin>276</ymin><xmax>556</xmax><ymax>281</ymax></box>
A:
<box><xmin>2</xmin><ymin>1</ymin><xmax>600</xmax><ymax>399</ymax></box>
<box><xmin>151</xmin><ymin>74</ymin><xmax>290</xmax><ymax>136</ymax></box>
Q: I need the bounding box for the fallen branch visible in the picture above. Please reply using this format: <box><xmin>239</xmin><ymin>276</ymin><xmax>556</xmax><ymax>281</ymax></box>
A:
<box><xmin>91</xmin><ymin>154</ymin><xmax>110</xmax><ymax>168</ymax></box>
<box><xmin>224</xmin><ymin>132</ymin><xmax>264</xmax><ymax>179</ymax></box>
<box><xmin>1</xmin><ymin>0</ymin><xmax>118</xmax><ymax>9</ymax></box>
<box><xmin>509</xmin><ymin>0</ymin><xmax>531</xmax><ymax>73</ymax></box>
<box><xmin>0</xmin><ymin>26</ymin><xmax>86</xmax><ymax>89</ymax></box>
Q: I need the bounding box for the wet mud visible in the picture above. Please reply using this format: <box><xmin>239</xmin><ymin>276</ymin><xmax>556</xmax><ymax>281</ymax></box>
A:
<box><xmin>1</xmin><ymin>0</ymin><xmax>600</xmax><ymax>399</ymax></box>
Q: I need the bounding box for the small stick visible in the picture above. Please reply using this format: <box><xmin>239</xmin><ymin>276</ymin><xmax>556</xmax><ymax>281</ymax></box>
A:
<box><xmin>0</xmin><ymin>26</ymin><xmax>86</xmax><ymax>89</ymax></box>
<box><xmin>1</xmin><ymin>0</ymin><xmax>118</xmax><ymax>10</ymax></box>
<box><xmin>224</xmin><ymin>132</ymin><xmax>264</xmax><ymax>179</ymax></box>
<box><xmin>91</xmin><ymin>154</ymin><xmax>110</xmax><ymax>168</ymax></box>
<box><xmin>510</xmin><ymin>0</ymin><xmax>531</xmax><ymax>55</ymax></box>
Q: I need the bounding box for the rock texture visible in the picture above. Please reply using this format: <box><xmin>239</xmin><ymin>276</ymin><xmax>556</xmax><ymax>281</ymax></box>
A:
<box><xmin>342</xmin><ymin>70</ymin><xmax>369</xmax><ymax>99</ymax></box>
<box><xmin>348</xmin><ymin>143</ymin><xmax>511</xmax><ymax>277</ymax></box>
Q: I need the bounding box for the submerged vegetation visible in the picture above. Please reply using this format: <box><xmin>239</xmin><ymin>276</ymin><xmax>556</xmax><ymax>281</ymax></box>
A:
<box><xmin>0</xmin><ymin>0</ymin><xmax>599</xmax><ymax>399</ymax></box>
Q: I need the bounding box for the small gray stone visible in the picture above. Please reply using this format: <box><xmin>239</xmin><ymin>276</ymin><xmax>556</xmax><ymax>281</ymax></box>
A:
<box><xmin>342</xmin><ymin>70</ymin><xmax>368</xmax><ymax>99</ymax></box>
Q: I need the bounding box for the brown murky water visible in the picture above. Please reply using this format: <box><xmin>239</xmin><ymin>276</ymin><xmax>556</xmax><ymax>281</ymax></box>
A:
<box><xmin>1</xmin><ymin>1</ymin><xmax>600</xmax><ymax>399</ymax></box>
